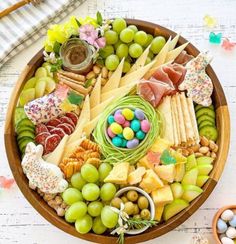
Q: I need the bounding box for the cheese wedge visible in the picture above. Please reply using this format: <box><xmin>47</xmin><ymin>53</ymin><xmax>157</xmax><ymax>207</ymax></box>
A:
<box><xmin>83</xmin><ymin>115</ymin><xmax>101</xmax><ymax>137</ymax></box>
<box><xmin>169</xmin><ymin>34</ymin><xmax>180</xmax><ymax>51</ymax></box>
<box><xmin>154</xmin><ymin>205</ymin><xmax>164</xmax><ymax>221</ymax></box>
<box><xmin>165</xmin><ymin>42</ymin><xmax>189</xmax><ymax>62</ymax></box>
<box><xmin>90</xmin><ymin>75</ymin><xmax>101</xmax><ymax>109</ymax></box>
<box><xmin>102</xmin><ymin>58</ymin><xmax>124</xmax><ymax>93</ymax></box>
<box><xmin>64</xmin><ymin>137</ymin><xmax>85</xmax><ymax>158</ymax></box>
<box><xmin>45</xmin><ymin>135</ymin><xmax>69</xmax><ymax>165</ymax></box>
<box><xmin>75</xmin><ymin>95</ymin><xmax>90</xmax><ymax>130</ymax></box>
<box><xmin>67</xmin><ymin>118</ymin><xmax>86</xmax><ymax>144</ymax></box>
<box><xmin>91</xmin><ymin>97</ymin><xmax>113</xmax><ymax>120</ymax></box>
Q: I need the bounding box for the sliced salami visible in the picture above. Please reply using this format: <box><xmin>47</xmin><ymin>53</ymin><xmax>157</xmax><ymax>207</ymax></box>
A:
<box><xmin>59</xmin><ymin>116</ymin><xmax>75</xmax><ymax>127</ymax></box>
<box><xmin>46</xmin><ymin>118</ymin><xmax>61</xmax><ymax>127</ymax></box>
<box><xmin>35</xmin><ymin>124</ymin><xmax>48</xmax><ymax>135</ymax></box>
<box><xmin>50</xmin><ymin>128</ymin><xmax>66</xmax><ymax>139</ymax></box>
<box><xmin>57</xmin><ymin>123</ymin><xmax>72</xmax><ymax>135</ymax></box>
<box><xmin>63</xmin><ymin>123</ymin><xmax>75</xmax><ymax>133</ymax></box>
<box><xmin>66</xmin><ymin>112</ymin><xmax>78</xmax><ymax>125</ymax></box>
<box><xmin>35</xmin><ymin>132</ymin><xmax>50</xmax><ymax>146</ymax></box>
<box><xmin>44</xmin><ymin>134</ymin><xmax>61</xmax><ymax>154</ymax></box>
<box><xmin>47</xmin><ymin>125</ymin><xmax>55</xmax><ymax>133</ymax></box>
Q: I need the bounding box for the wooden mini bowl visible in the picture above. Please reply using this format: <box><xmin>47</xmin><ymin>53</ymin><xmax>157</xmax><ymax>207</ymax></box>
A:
<box><xmin>4</xmin><ymin>19</ymin><xmax>230</xmax><ymax>244</ymax></box>
<box><xmin>212</xmin><ymin>205</ymin><xmax>236</xmax><ymax>243</ymax></box>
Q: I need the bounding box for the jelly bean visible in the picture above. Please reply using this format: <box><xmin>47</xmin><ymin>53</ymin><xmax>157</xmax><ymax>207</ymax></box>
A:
<box><xmin>123</xmin><ymin>127</ymin><xmax>134</xmax><ymax>140</ymax></box>
<box><xmin>221</xmin><ymin>210</ymin><xmax>234</xmax><ymax>222</ymax></box>
<box><xmin>107</xmin><ymin>115</ymin><xmax>115</xmax><ymax>124</ymax></box>
<box><xmin>136</xmin><ymin>130</ymin><xmax>146</xmax><ymax>140</ymax></box>
<box><xmin>127</xmin><ymin>138</ymin><xmax>139</xmax><ymax>149</ymax></box>
<box><xmin>118</xmin><ymin>133</ymin><xmax>124</xmax><ymax>138</ymax></box>
<box><xmin>121</xmin><ymin>139</ymin><xmax>127</xmax><ymax>148</ymax></box>
<box><xmin>217</xmin><ymin>218</ymin><xmax>228</xmax><ymax>234</ymax></box>
<box><xmin>141</xmin><ymin>119</ymin><xmax>150</xmax><ymax>133</ymax></box>
<box><xmin>122</xmin><ymin>108</ymin><xmax>134</xmax><ymax>121</ymax></box>
<box><xmin>226</xmin><ymin>227</ymin><xmax>236</xmax><ymax>239</ymax></box>
<box><xmin>134</xmin><ymin>108</ymin><xmax>145</xmax><ymax>120</ymax></box>
<box><xmin>209</xmin><ymin>32</ymin><xmax>222</xmax><ymax>44</ymax></box>
<box><xmin>114</xmin><ymin>113</ymin><xmax>125</xmax><ymax>125</ymax></box>
<box><xmin>131</xmin><ymin>119</ymin><xmax>141</xmax><ymax>132</ymax></box>
<box><xmin>203</xmin><ymin>15</ymin><xmax>217</xmax><ymax>28</ymax></box>
<box><xmin>114</xmin><ymin>109</ymin><xmax>122</xmax><ymax>116</ymax></box>
<box><xmin>107</xmin><ymin>127</ymin><xmax>116</xmax><ymax>138</ymax></box>
<box><xmin>229</xmin><ymin>216</ymin><xmax>236</xmax><ymax>227</ymax></box>
<box><xmin>122</xmin><ymin>120</ymin><xmax>130</xmax><ymax>128</ymax></box>
<box><xmin>221</xmin><ymin>237</ymin><xmax>234</xmax><ymax>244</ymax></box>
<box><xmin>110</xmin><ymin>122</ymin><xmax>123</xmax><ymax>135</ymax></box>
<box><xmin>112</xmin><ymin>136</ymin><xmax>123</xmax><ymax>147</ymax></box>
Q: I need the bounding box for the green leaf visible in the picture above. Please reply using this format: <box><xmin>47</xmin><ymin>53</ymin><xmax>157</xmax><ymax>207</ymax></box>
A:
<box><xmin>84</xmin><ymin>78</ymin><xmax>93</xmax><ymax>88</ymax></box>
<box><xmin>160</xmin><ymin>149</ymin><xmax>177</xmax><ymax>165</ymax></box>
<box><xmin>50</xmin><ymin>59</ymin><xmax>63</xmax><ymax>73</ymax></box>
<box><xmin>68</xmin><ymin>91</ymin><xmax>84</xmax><ymax>105</ymax></box>
<box><xmin>53</xmin><ymin>41</ymin><xmax>61</xmax><ymax>55</ymax></box>
<box><xmin>75</xmin><ymin>18</ymin><xmax>81</xmax><ymax>27</ymax></box>
<box><xmin>96</xmin><ymin>11</ymin><xmax>103</xmax><ymax>25</ymax></box>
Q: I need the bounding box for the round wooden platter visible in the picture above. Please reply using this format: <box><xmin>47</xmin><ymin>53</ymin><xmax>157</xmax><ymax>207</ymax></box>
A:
<box><xmin>4</xmin><ymin>19</ymin><xmax>230</xmax><ymax>243</ymax></box>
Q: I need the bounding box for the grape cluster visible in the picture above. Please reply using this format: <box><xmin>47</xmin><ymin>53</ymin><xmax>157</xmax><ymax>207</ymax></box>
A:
<box><xmin>99</xmin><ymin>18</ymin><xmax>166</xmax><ymax>72</ymax></box>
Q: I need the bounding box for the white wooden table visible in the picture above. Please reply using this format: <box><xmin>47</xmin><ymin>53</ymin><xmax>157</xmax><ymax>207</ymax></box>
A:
<box><xmin>0</xmin><ymin>0</ymin><xmax>236</xmax><ymax>243</ymax></box>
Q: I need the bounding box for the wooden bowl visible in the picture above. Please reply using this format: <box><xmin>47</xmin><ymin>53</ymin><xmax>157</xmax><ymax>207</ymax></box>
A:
<box><xmin>4</xmin><ymin>19</ymin><xmax>230</xmax><ymax>244</ymax></box>
<box><xmin>212</xmin><ymin>205</ymin><xmax>236</xmax><ymax>243</ymax></box>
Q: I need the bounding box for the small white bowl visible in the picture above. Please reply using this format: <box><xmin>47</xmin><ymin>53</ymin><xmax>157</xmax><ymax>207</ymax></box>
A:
<box><xmin>115</xmin><ymin>186</ymin><xmax>155</xmax><ymax>235</ymax></box>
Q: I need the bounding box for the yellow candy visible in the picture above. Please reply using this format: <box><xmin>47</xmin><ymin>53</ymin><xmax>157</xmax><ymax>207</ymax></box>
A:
<box><xmin>110</xmin><ymin>122</ymin><xmax>123</xmax><ymax>135</ymax></box>
<box><xmin>203</xmin><ymin>15</ymin><xmax>217</xmax><ymax>28</ymax></box>
<box><xmin>122</xmin><ymin>108</ymin><xmax>134</xmax><ymax>121</ymax></box>
<box><xmin>123</xmin><ymin>127</ymin><xmax>134</xmax><ymax>140</ymax></box>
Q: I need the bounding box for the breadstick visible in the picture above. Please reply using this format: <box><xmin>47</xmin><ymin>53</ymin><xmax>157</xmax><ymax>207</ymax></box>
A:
<box><xmin>57</xmin><ymin>69</ymin><xmax>85</xmax><ymax>82</ymax></box>
<box><xmin>59</xmin><ymin>77</ymin><xmax>89</xmax><ymax>95</ymax></box>
<box><xmin>170</xmin><ymin>95</ymin><xmax>179</xmax><ymax>146</ymax></box>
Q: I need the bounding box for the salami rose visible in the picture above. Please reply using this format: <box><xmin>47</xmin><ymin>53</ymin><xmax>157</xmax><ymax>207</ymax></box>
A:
<box><xmin>50</xmin><ymin>128</ymin><xmax>66</xmax><ymax>139</ymax></box>
<box><xmin>65</xmin><ymin>112</ymin><xmax>78</xmax><ymax>125</ymax></box>
<box><xmin>35</xmin><ymin>124</ymin><xmax>48</xmax><ymax>135</ymax></box>
<box><xmin>44</xmin><ymin>134</ymin><xmax>61</xmax><ymax>154</ymax></box>
<box><xmin>57</xmin><ymin>124</ymin><xmax>72</xmax><ymax>135</ymax></box>
<box><xmin>59</xmin><ymin>116</ymin><xmax>75</xmax><ymax>127</ymax></box>
<box><xmin>46</xmin><ymin>118</ymin><xmax>61</xmax><ymax>127</ymax></box>
<box><xmin>35</xmin><ymin>132</ymin><xmax>50</xmax><ymax>146</ymax></box>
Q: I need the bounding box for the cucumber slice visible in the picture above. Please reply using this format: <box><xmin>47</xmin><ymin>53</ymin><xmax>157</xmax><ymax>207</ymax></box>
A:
<box><xmin>14</xmin><ymin>107</ymin><xmax>27</xmax><ymax>126</ymax></box>
<box><xmin>18</xmin><ymin>136</ymin><xmax>35</xmax><ymax>146</ymax></box>
<box><xmin>16</xmin><ymin>118</ymin><xmax>35</xmax><ymax>131</ymax></box>
<box><xmin>19</xmin><ymin>138</ymin><xmax>34</xmax><ymax>153</ymax></box>
<box><xmin>16</xmin><ymin>126</ymin><xmax>35</xmax><ymax>135</ymax></box>
<box><xmin>17</xmin><ymin>131</ymin><xmax>35</xmax><ymax>141</ymax></box>
<box><xmin>199</xmin><ymin>126</ymin><xmax>218</xmax><ymax>141</ymax></box>
<box><xmin>196</xmin><ymin>107</ymin><xmax>215</xmax><ymax>119</ymax></box>
<box><xmin>195</xmin><ymin>104</ymin><xmax>214</xmax><ymax>112</ymax></box>
<box><xmin>197</xmin><ymin>115</ymin><xmax>215</xmax><ymax>125</ymax></box>
<box><xmin>198</xmin><ymin>120</ymin><xmax>215</xmax><ymax>130</ymax></box>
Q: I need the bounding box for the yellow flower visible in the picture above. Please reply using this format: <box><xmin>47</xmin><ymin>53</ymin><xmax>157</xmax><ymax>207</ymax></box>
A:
<box><xmin>78</xmin><ymin>16</ymin><xmax>98</xmax><ymax>27</ymax></box>
<box><xmin>60</xmin><ymin>98</ymin><xmax>77</xmax><ymax>112</ymax></box>
<box><xmin>63</xmin><ymin>16</ymin><xmax>79</xmax><ymax>38</ymax></box>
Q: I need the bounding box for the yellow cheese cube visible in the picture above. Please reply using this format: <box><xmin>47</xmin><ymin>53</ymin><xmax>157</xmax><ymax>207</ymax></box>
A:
<box><xmin>151</xmin><ymin>185</ymin><xmax>174</xmax><ymax>206</ymax></box>
<box><xmin>128</xmin><ymin>167</ymin><xmax>146</xmax><ymax>185</ymax></box>
<box><xmin>151</xmin><ymin>137</ymin><xmax>171</xmax><ymax>153</ymax></box>
<box><xmin>154</xmin><ymin>164</ymin><xmax>176</xmax><ymax>183</ymax></box>
<box><xmin>138</xmin><ymin>155</ymin><xmax>154</xmax><ymax>169</ymax></box>
<box><xmin>154</xmin><ymin>205</ymin><xmax>164</xmax><ymax>222</ymax></box>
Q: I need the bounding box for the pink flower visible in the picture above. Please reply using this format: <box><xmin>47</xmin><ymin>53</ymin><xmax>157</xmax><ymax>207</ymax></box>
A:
<box><xmin>79</xmin><ymin>24</ymin><xmax>98</xmax><ymax>45</ymax></box>
<box><xmin>94</xmin><ymin>37</ymin><xmax>106</xmax><ymax>48</ymax></box>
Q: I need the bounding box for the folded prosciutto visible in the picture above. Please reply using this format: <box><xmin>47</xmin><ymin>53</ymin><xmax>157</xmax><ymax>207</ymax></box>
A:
<box><xmin>138</xmin><ymin>63</ymin><xmax>186</xmax><ymax>107</ymax></box>
<box><xmin>174</xmin><ymin>50</ymin><xmax>194</xmax><ymax>66</ymax></box>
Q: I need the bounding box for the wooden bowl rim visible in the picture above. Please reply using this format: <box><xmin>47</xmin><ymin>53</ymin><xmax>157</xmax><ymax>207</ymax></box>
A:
<box><xmin>4</xmin><ymin>19</ymin><xmax>230</xmax><ymax>244</ymax></box>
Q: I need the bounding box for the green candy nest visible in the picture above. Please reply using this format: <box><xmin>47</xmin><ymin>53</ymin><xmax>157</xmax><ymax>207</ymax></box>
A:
<box><xmin>93</xmin><ymin>95</ymin><xmax>161</xmax><ymax>164</ymax></box>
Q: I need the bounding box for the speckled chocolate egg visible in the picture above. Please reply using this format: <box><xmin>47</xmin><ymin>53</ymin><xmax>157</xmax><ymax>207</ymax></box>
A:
<box><xmin>221</xmin><ymin>210</ymin><xmax>234</xmax><ymax>222</ymax></box>
<box><xmin>141</xmin><ymin>119</ymin><xmax>150</xmax><ymax>133</ymax></box>
<box><xmin>221</xmin><ymin>237</ymin><xmax>234</xmax><ymax>244</ymax></box>
<box><xmin>122</xmin><ymin>108</ymin><xmax>134</xmax><ymax>121</ymax></box>
<box><xmin>229</xmin><ymin>216</ymin><xmax>236</xmax><ymax>227</ymax></box>
<box><xmin>107</xmin><ymin>115</ymin><xmax>115</xmax><ymax>124</ymax></box>
<box><xmin>226</xmin><ymin>227</ymin><xmax>236</xmax><ymax>239</ymax></box>
<box><xmin>110</xmin><ymin>122</ymin><xmax>123</xmax><ymax>135</ymax></box>
<box><xmin>107</xmin><ymin>127</ymin><xmax>116</xmax><ymax>138</ymax></box>
<box><xmin>136</xmin><ymin>130</ymin><xmax>146</xmax><ymax>140</ymax></box>
<box><xmin>114</xmin><ymin>113</ymin><xmax>125</xmax><ymax>125</ymax></box>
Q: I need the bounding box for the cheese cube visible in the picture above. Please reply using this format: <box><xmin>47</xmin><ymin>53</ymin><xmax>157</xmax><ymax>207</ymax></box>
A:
<box><xmin>154</xmin><ymin>205</ymin><xmax>164</xmax><ymax>222</ymax></box>
<box><xmin>138</xmin><ymin>155</ymin><xmax>154</xmax><ymax>169</ymax></box>
<box><xmin>154</xmin><ymin>164</ymin><xmax>176</xmax><ymax>183</ymax></box>
<box><xmin>151</xmin><ymin>185</ymin><xmax>174</xmax><ymax>206</ymax></box>
<box><xmin>128</xmin><ymin>167</ymin><xmax>146</xmax><ymax>185</ymax></box>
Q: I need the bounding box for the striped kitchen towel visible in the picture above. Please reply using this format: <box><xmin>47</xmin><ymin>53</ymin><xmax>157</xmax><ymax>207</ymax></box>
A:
<box><xmin>0</xmin><ymin>0</ymin><xmax>85</xmax><ymax>68</ymax></box>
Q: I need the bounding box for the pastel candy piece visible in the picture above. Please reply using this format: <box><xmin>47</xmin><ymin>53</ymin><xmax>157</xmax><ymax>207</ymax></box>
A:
<box><xmin>141</xmin><ymin>119</ymin><xmax>150</xmax><ymax>133</ymax></box>
<box><xmin>136</xmin><ymin>130</ymin><xmax>146</xmax><ymax>140</ymax></box>
<box><xmin>221</xmin><ymin>237</ymin><xmax>234</xmax><ymax>244</ymax></box>
<box><xmin>112</xmin><ymin>136</ymin><xmax>123</xmax><ymax>147</ymax></box>
<box><xmin>122</xmin><ymin>108</ymin><xmax>134</xmax><ymax>121</ymax></box>
<box><xmin>107</xmin><ymin>115</ymin><xmax>115</xmax><ymax>124</ymax></box>
<box><xmin>127</xmin><ymin>138</ymin><xmax>139</xmax><ymax>149</ymax></box>
<box><xmin>131</xmin><ymin>119</ymin><xmax>141</xmax><ymax>132</ymax></box>
<box><xmin>226</xmin><ymin>227</ymin><xmax>236</xmax><ymax>239</ymax></box>
<box><xmin>217</xmin><ymin>218</ymin><xmax>228</xmax><ymax>234</ymax></box>
<box><xmin>229</xmin><ymin>216</ymin><xmax>236</xmax><ymax>227</ymax></box>
<box><xmin>110</xmin><ymin>122</ymin><xmax>123</xmax><ymax>135</ymax></box>
<box><xmin>122</xmin><ymin>120</ymin><xmax>130</xmax><ymax>128</ymax></box>
<box><xmin>123</xmin><ymin>127</ymin><xmax>134</xmax><ymax>140</ymax></box>
<box><xmin>118</xmin><ymin>133</ymin><xmax>124</xmax><ymax>138</ymax></box>
<box><xmin>222</xmin><ymin>210</ymin><xmax>234</xmax><ymax>222</ymax></box>
<box><xmin>114</xmin><ymin>113</ymin><xmax>125</xmax><ymax>125</ymax></box>
<box><xmin>209</xmin><ymin>32</ymin><xmax>222</xmax><ymax>44</ymax></box>
<box><xmin>114</xmin><ymin>109</ymin><xmax>122</xmax><ymax>116</ymax></box>
<box><xmin>107</xmin><ymin>127</ymin><xmax>116</xmax><ymax>138</ymax></box>
<box><xmin>121</xmin><ymin>139</ymin><xmax>127</xmax><ymax>148</ymax></box>
<box><xmin>134</xmin><ymin>108</ymin><xmax>145</xmax><ymax>120</ymax></box>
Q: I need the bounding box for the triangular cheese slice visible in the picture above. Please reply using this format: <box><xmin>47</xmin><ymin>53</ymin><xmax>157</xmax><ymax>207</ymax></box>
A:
<box><xmin>169</xmin><ymin>34</ymin><xmax>180</xmax><ymax>51</ymax></box>
<box><xmin>90</xmin><ymin>75</ymin><xmax>101</xmax><ymax>109</ymax></box>
<box><xmin>83</xmin><ymin>115</ymin><xmax>101</xmax><ymax>137</ymax></box>
<box><xmin>68</xmin><ymin>118</ymin><xmax>86</xmax><ymax>144</ymax></box>
<box><xmin>91</xmin><ymin>97</ymin><xmax>113</xmax><ymax>120</ymax></box>
<box><xmin>165</xmin><ymin>42</ymin><xmax>189</xmax><ymax>62</ymax></box>
<box><xmin>75</xmin><ymin>95</ymin><xmax>90</xmax><ymax>129</ymax></box>
<box><xmin>64</xmin><ymin>137</ymin><xmax>85</xmax><ymax>158</ymax></box>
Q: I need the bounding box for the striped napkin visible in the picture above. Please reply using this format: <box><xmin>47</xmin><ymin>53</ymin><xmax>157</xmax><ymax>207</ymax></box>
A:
<box><xmin>0</xmin><ymin>0</ymin><xmax>85</xmax><ymax>68</ymax></box>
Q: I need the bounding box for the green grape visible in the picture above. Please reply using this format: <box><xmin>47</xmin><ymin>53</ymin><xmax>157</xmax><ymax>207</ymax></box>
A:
<box><xmin>100</xmin><ymin>183</ymin><xmax>117</xmax><ymax>201</ymax></box>
<box><xmin>145</xmin><ymin>56</ymin><xmax>152</xmax><ymax>65</ymax></box>
<box><xmin>92</xmin><ymin>216</ymin><xmax>107</xmax><ymax>234</ymax></box>
<box><xmin>105</xmin><ymin>54</ymin><xmax>120</xmax><ymax>71</ymax></box>
<box><xmin>148</xmin><ymin>50</ymin><xmax>154</xmax><ymax>59</ymax></box>
<box><xmin>98</xmin><ymin>163</ymin><xmax>112</xmax><ymax>182</ymax></box>
<box><xmin>128</xmin><ymin>25</ymin><xmax>138</xmax><ymax>33</ymax></box>
<box><xmin>35</xmin><ymin>67</ymin><xmax>47</xmax><ymax>78</ymax></box>
<box><xmin>81</xmin><ymin>164</ymin><xmax>99</xmax><ymax>183</ymax></box>
<box><xmin>99</xmin><ymin>45</ymin><xmax>114</xmax><ymax>59</ymax></box>
<box><xmin>82</xmin><ymin>183</ymin><xmax>100</xmax><ymax>201</ymax></box>
<box><xmin>150</xmin><ymin>36</ymin><xmax>166</xmax><ymax>54</ymax></box>
<box><xmin>144</xmin><ymin>34</ymin><xmax>154</xmax><ymax>48</ymax></box>
<box><xmin>112</xmin><ymin>18</ymin><xmax>127</xmax><ymax>34</ymax></box>
<box><xmin>88</xmin><ymin>201</ymin><xmax>103</xmax><ymax>217</ymax></box>
<box><xmin>122</xmin><ymin>60</ymin><xmax>131</xmax><ymax>73</ymax></box>
<box><xmin>104</xmin><ymin>30</ymin><xmax>118</xmax><ymax>45</ymax></box>
<box><xmin>134</xmin><ymin>31</ymin><xmax>148</xmax><ymax>46</ymax></box>
<box><xmin>23</xmin><ymin>77</ymin><xmax>37</xmax><ymax>90</ymax></box>
<box><xmin>75</xmin><ymin>214</ymin><xmax>93</xmax><ymax>234</ymax></box>
<box><xmin>129</xmin><ymin>43</ymin><xmax>143</xmax><ymax>58</ymax></box>
<box><xmin>62</xmin><ymin>188</ymin><xmax>83</xmax><ymax>205</ymax></box>
<box><xmin>101</xmin><ymin>206</ymin><xmax>119</xmax><ymax>228</ymax></box>
<box><xmin>120</xmin><ymin>28</ymin><xmax>134</xmax><ymax>43</ymax></box>
<box><xmin>71</xmin><ymin>172</ymin><xmax>86</xmax><ymax>190</ymax></box>
<box><xmin>116</xmin><ymin>43</ymin><xmax>129</xmax><ymax>59</ymax></box>
<box><xmin>65</xmin><ymin>201</ymin><xmax>87</xmax><ymax>223</ymax></box>
<box><xmin>114</xmin><ymin>39</ymin><xmax>123</xmax><ymax>50</ymax></box>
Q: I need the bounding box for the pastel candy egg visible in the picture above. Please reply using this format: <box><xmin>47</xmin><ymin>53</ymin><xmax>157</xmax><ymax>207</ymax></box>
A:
<box><xmin>114</xmin><ymin>113</ymin><xmax>125</xmax><ymax>125</ymax></box>
<box><xmin>226</xmin><ymin>227</ymin><xmax>236</xmax><ymax>239</ymax></box>
<box><xmin>110</xmin><ymin>122</ymin><xmax>123</xmax><ymax>135</ymax></box>
<box><xmin>229</xmin><ymin>216</ymin><xmax>236</xmax><ymax>227</ymax></box>
<box><xmin>112</xmin><ymin>136</ymin><xmax>123</xmax><ymax>147</ymax></box>
<box><xmin>222</xmin><ymin>210</ymin><xmax>234</xmax><ymax>222</ymax></box>
<box><xmin>114</xmin><ymin>109</ymin><xmax>122</xmax><ymax>116</ymax></box>
<box><xmin>107</xmin><ymin>115</ymin><xmax>115</xmax><ymax>124</ymax></box>
<box><xmin>127</xmin><ymin>138</ymin><xmax>139</xmax><ymax>149</ymax></box>
<box><xmin>141</xmin><ymin>119</ymin><xmax>150</xmax><ymax>133</ymax></box>
<box><xmin>118</xmin><ymin>133</ymin><xmax>124</xmax><ymax>138</ymax></box>
<box><xmin>217</xmin><ymin>218</ymin><xmax>228</xmax><ymax>234</ymax></box>
<box><xmin>122</xmin><ymin>120</ymin><xmax>130</xmax><ymax>128</ymax></box>
<box><xmin>122</xmin><ymin>108</ymin><xmax>134</xmax><ymax>121</ymax></box>
<box><xmin>123</xmin><ymin>127</ymin><xmax>134</xmax><ymax>140</ymax></box>
<box><xmin>131</xmin><ymin>119</ymin><xmax>141</xmax><ymax>132</ymax></box>
<box><xmin>136</xmin><ymin>130</ymin><xmax>146</xmax><ymax>140</ymax></box>
<box><xmin>221</xmin><ymin>237</ymin><xmax>234</xmax><ymax>244</ymax></box>
<box><xmin>107</xmin><ymin>127</ymin><xmax>116</xmax><ymax>138</ymax></box>
<box><xmin>134</xmin><ymin>108</ymin><xmax>145</xmax><ymax>120</ymax></box>
<box><xmin>121</xmin><ymin>139</ymin><xmax>127</xmax><ymax>148</ymax></box>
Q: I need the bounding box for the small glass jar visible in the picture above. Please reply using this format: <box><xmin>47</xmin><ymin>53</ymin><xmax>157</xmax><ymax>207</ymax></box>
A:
<box><xmin>60</xmin><ymin>38</ymin><xmax>93</xmax><ymax>74</ymax></box>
